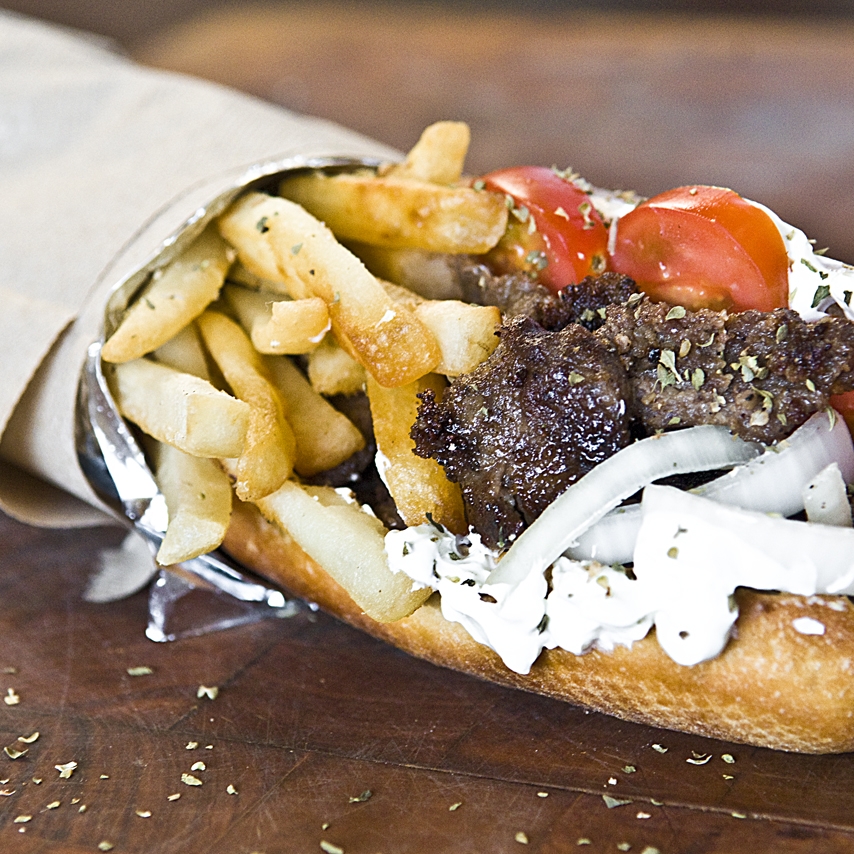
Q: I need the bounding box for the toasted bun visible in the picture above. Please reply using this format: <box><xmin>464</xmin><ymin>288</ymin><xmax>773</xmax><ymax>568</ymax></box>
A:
<box><xmin>225</xmin><ymin>498</ymin><xmax>854</xmax><ymax>753</ymax></box>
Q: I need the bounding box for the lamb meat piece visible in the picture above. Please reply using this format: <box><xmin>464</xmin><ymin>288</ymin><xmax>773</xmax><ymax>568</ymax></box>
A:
<box><xmin>597</xmin><ymin>298</ymin><xmax>854</xmax><ymax>444</ymax></box>
<box><xmin>557</xmin><ymin>272</ymin><xmax>639</xmax><ymax>331</ymax></box>
<box><xmin>451</xmin><ymin>257</ymin><xmax>573</xmax><ymax>329</ymax></box>
<box><xmin>411</xmin><ymin>315</ymin><xmax>633</xmax><ymax>548</ymax></box>
<box><xmin>451</xmin><ymin>256</ymin><xmax>638</xmax><ymax>331</ymax></box>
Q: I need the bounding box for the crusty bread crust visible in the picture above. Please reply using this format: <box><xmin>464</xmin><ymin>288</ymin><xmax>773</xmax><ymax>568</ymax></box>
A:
<box><xmin>224</xmin><ymin>498</ymin><xmax>854</xmax><ymax>753</ymax></box>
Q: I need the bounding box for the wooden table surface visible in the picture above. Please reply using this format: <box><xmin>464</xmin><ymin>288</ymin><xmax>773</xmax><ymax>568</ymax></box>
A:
<box><xmin>5</xmin><ymin>5</ymin><xmax>854</xmax><ymax>852</ymax></box>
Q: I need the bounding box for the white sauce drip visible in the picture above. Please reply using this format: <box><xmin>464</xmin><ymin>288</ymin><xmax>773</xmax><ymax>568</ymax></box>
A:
<box><xmin>792</xmin><ymin>617</ymin><xmax>826</xmax><ymax>636</ymax></box>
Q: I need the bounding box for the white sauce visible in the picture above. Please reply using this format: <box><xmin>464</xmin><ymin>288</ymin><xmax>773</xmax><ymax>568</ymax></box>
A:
<box><xmin>792</xmin><ymin>617</ymin><xmax>826</xmax><ymax>636</ymax></box>
<box><xmin>751</xmin><ymin>200</ymin><xmax>854</xmax><ymax>322</ymax></box>
<box><xmin>382</xmin><ymin>190</ymin><xmax>854</xmax><ymax>674</ymax></box>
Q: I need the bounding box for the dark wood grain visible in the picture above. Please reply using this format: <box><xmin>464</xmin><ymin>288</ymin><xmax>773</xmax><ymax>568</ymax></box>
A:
<box><xmin>5</xmin><ymin>5</ymin><xmax>854</xmax><ymax>850</ymax></box>
<box><xmin>135</xmin><ymin>5</ymin><xmax>854</xmax><ymax>264</ymax></box>
<box><xmin>2</xmin><ymin>507</ymin><xmax>854</xmax><ymax>852</ymax></box>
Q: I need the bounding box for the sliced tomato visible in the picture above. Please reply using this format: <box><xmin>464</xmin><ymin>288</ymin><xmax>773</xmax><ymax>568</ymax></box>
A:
<box><xmin>610</xmin><ymin>185</ymin><xmax>789</xmax><ymax>312</ymax></box>
<box><xmin>478</xmin><ymin>166</ymin><xmax>609</xmax><ymax>293</ymax></box>
<box><xmin>830</xmin><ymin>392</ymin><xmax>854</xmax><ymax>440</ymax></box>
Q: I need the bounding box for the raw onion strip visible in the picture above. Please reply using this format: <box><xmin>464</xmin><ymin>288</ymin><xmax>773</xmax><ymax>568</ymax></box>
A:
<box><xmin>694</xmin><ymin>409</ymin><xmax>854</xmax><ymax>513</ymax></box>
<box><xmin>568</xmin><ymin>409</ymin><xmax>854</xmax><ymax>564</ymax></box>
<box><xmin>488</xmin><ymin>426</ymin><xmax>760</xmax><ymax>588</ymax></box>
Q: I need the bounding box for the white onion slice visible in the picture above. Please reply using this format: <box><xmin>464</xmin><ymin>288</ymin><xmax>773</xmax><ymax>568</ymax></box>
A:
<box><xmin>694</xmin><ymin>409</ymin><xmax>854</xmax><ymax>514</ymax></box>
<box><xmin>803</xmin><ymin>463</ymin><xmax>853</xmax><ymax>527</ymax></box>
<box><xmin>566</xmin><ymin>504</ymin><xmax>642</xmax><ymax>565</ymax></box>
<box><xmin>488</xmin><ymin>426</ymin><xmax>760</xmax><ymax>589</ymax></box>
<box><xmin>568</xmin><ymin>409</ymin><xmax>854</xmax><ymax>564</ymax></box>
<box><xmin>633</xmin><ymin>484</ymin><xmax>854</xmax><ymax>665</ymax></box>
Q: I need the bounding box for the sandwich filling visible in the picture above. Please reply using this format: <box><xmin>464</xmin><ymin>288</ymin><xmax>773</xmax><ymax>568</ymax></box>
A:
<box><xmin>384</xmin><ymin>196</ymin><xmax>854</xmax><ymax>672</ymax></box>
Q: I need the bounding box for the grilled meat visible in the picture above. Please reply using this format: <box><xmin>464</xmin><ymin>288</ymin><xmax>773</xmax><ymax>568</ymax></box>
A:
<box><xmin>411</xmin><ymin>315</ymin><xmax>633</xmax><ymax>548</ymax></box>
<box><xmin>413</xmin><ymin>278</ymin><xmax>854</xmax><ymax>543</ymax></box>
<box><xmin>597</xmin><ymin>299</ymin><xmax>854</xmax><ymax>444</ymax></box>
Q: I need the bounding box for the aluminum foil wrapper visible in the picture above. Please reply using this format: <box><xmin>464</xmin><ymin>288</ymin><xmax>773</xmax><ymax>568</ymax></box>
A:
<box><xmin>0</xmin><ymin>11</ymin><xmax>398</xmax><ymax>529</ymax></box>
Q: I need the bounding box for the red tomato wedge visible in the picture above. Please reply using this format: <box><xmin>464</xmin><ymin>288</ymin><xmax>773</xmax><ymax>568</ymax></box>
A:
<box><xmin>478</xmin><ymin>166</ymin><xmax>609</xmax><ymax>293</ymax></box>
<box><xmin>610</xmin><ymin>185</ymin><xmax>790</xmax><ymax>312</ymax></box>
<box><xmin>830</xmin><ymin>391</ymin><xmax>854</xmax><ymax>440</ymax></box>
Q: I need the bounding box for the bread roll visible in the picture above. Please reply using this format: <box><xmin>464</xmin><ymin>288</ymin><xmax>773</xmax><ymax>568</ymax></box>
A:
<box><xmin>224</xmin><ymin>498</ymin><xmax>854</xmax><ymax>754</ymax></box>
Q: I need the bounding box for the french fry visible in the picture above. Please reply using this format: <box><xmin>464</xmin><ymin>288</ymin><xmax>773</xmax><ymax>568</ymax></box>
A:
<box><xmin>376</xmin><ymin>281</ymin><xmax>501</xmax><ymax>376</ymax></box>
<box><xmin>152</xmin><ymin>440</ymin><xmax>233</xmax><ymax>566</ymax></box>
<box><xmin>279</xmin><ymin>171</ymin><xmax>508</xmax><ymax>254</ymax></box>
<box><xmin>366</xmin><ymin>373</ymin><xmax>467</xmax><ymax>533</ymax></box>
<box><xmin>223</xmin><ymin>285</ymin><xmax>330</xmax><ymax>355</ymax></box>
<box><xmin>257</xmin><ymin>481</ymin><xmax>431</xmax><ymax>622</ymax></box>
<box><xmin>227</xmin><ymin>258</ymin><xmax>292</xmax><ymax>294</ymax></box>
<box><xmin>218</xmin><ymin>192</ymin><xmax>441</xmax><ymax>387</ymax></box>
<box><xmin>196</xmin><ymin>310</ymin><xmax>295</xmax><ymax>502</ymax></box>
<box><xmin>377</xmin><ymin>278</ymin><xmax>425</xmax><ymax>313</ymax></box>
<box><xmin>381</xmin><ymin>121</ymin><xmax>471</xmax><ymax>185</ymax></box>
<box><xmin>414</xmin><ymin>300</ymin><xmax>501</xmax><ymax>376</ymax></box>
<box><xmin>305</xmin><ymin>334</ymin><xmax>367</xmax><ymax>396</ymax></box>
<box><xmin>108</xmin><ymin>358</ymin><xmax>250</xmax><ymax>458</ymax></box>
<box><xmin>102</xmin><ymin>225</ymin><xmax>233</xmax><ymax>363</ymax></box>
<box><xmin>349</xmin><ymin>242</ymin><xmax>465</xmax><ymax>301</ymax></box>
<box><xmin>152</xmin><ymin>323</ymin><xmax>211</xmax><ymax>380</ymax></box>
<box><xmin>263</xmin><ymin>355</ymin><xmax>365</xmax><ymax>477</ymax></box>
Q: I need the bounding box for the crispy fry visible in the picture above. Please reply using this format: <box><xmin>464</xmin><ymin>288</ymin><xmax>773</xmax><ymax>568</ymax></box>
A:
<box><xmin>108</xmin><ymin>358</ymin><xmax>250</xmax><ymax>458</ymax></box>
<box><xmin>196</xmin><ymin>310</ymin><xmax>295</xmax><ymax>501</ymax></box>
<box><xmin>305</xmin><ymin>334</ymin><xmax>367</xmax><ymax>396</ymax></box>
<box><xmin>102</xmin><ymin>225</ymin><xmax>233</xmax><ymax>363</ymax></box>
<box><xmin>349</xmin><ymin>242</ymin><xmax>465</xmax><ymax>301</ymax></box>
<box><xmin>152</xmin><ymin>440</ymin><xmax>232</xmax><ymax>566</ymax></box>
<box><xmin>381</xmin><ymin>121</ymin><xmax>470</xmax><ymax>184</ymax></box>
<box><xmin>226</xmin><ymin>258</ymin><xmax>292</xmax><ymax>294</ymax></box>
<box><xmin>224</xmin><ymin>285</ymin><xmax>330</xmax><ymax>355</ymax></box>
<box><xmin>218</xmin><ymin>217</ymin><xmax>302</xmax><ymax>297</ymax></box>
<box><xmin>279</xmin><ymin>171</ymin><xmax>507</xmax><ymax>254</ymax></box>
<box><xmin>152</xmin><ymin>323</ymin><xmax>211</xmax><ymax>380</ymax></box>
<box><xmin>367</xmin><ymin>373</ymin><xmax>466</xmax><ymax>533</ymax></box>
<box><xmin>263</xmin><ymin>355</ymin><xmax>365</xmax><ymax>477</ymax></box>
<box><xmin>376</xmin><ymin>281</ymin><xmax>500</xmax><ymax>376</ymax></box>
<box><xmin>257</xmin><ymin>481</ymin><xmax>431</xmax><ymax>622</ymax></box>
<box><xmin>414</xmin><ymin>300</ymin><xmax>501</xmax><ymax>376</ymax></box>
<box><xmin>218</xmin><ymin>192</ymin><xmax>440</xmax><ymax>387</ymax></box>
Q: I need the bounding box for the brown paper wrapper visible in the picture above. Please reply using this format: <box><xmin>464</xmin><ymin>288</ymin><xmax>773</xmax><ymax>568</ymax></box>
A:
<box><xmin>0</xmin><ymin>12</ymin><xmax>399</xmax><ymax>528</ymax></box>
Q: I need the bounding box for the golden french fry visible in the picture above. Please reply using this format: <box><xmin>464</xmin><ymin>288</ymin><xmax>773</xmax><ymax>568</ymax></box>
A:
<box><xmin>218</xmin><ymin>193</ymin><xmax>440</xmax><ymax>387</ymax></box>
<box><xmin>382</xmin><ymin>121</ymin><xmax>471</xmax><ymax>184</ymax></box>
<box><xmin>350</xmin><ymin>242</ymin><xmax>465</xmax><ymax>301</ymax></box>
<box><xmin>227</xmin><ymin>258</ymin><xmax>292</xmax><ymax>294</ymax></box>
<box><xmin>377</xmin><ymin>278</ymin><xmax>425</xmax><ymax>312</ymax></box>
<box><xmin>414</xmin><ymin>300</ymin><xmax>501</xmax><ymax>376</ymax></box>
<box><xmin>263</xmin><ymin>355</ymin><xmax>365</xmax><ymax>477</ymax></box>
<box><xmin>366</xmin><ymin>373</ymin><xmax>466</xmax><ymax>533</ymax></box>
<box><xmin>257</xmin><ymin>480</ymin><xmax>431</xmax><ymax>622</ymax></box>
<box><xmin>152</xmin><ymin>323</ymin><xmax>211</xmax><ymax>380</ymax></box>
<box><xmin>376</xmin><ymin>280</ymin><xmax>500</xmax><ymax>376</ymax></box>
<box><xmin>102</xmin><ymin>225</ymin><xmax>233</xmax><ymax>363</ymax></box>
<box><xmin>152</xmin><ymin>441</ymin><xmax>233</xmax><ymax>566</ymax></box>
<box><xmin>224</xmin><ymin>285</ymin><xmax>330</xmax><ymax>355</ymax></box>
<box><xmin>279</xmin><ymin>171</ymin><xmax>508</xmax><ymax>254</ymax></box>
<box><xmin>218</xmin><ymin>203</ymin><xmax>311</xmax><ymax>299</ymax></box>
<box><xmin>108</xmin><ymin>358</ymin><xmax>250</xmax><ymax>458</ymax></box>
<box><xmin>196</xmin><ymin>310</ymin><xmax>295</xmax><ymax>501</ymax></box>
<box><xmin>305</xmin><ymin>334</ymin><xmax>367</xmax><ymax>396</ymax></box>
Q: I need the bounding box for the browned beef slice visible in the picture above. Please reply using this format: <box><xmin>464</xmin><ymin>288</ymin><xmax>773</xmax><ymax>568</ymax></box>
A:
<box><xmin>411</xmin><ymin>316</ymin><xmax>633</xmax><ymax>548</ymax></box>
<box><xmin>451</xmin><ymin>257</ymin><xmax>638</xmax><ymax>331</ymax></box>
<box><xmin>451</xmin><ymin>258</ymin><xmax>573</xmax><ymax>329</ymax></box>
<box><xmin>597</xmin><ymin>300</ymin><xmax>854</xmax><ymax>444</ymax></box>
<box><xmin>555</xmin><ymin>272</ymin><xmax>639</xmax><ymax>331</ymax></box>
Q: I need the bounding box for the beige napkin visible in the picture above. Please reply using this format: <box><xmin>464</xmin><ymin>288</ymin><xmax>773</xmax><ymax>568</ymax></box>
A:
<box><xmin>0</xmin><ymin>12</ymin><xmax>398</xmax><ymax>529</ymax></box>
